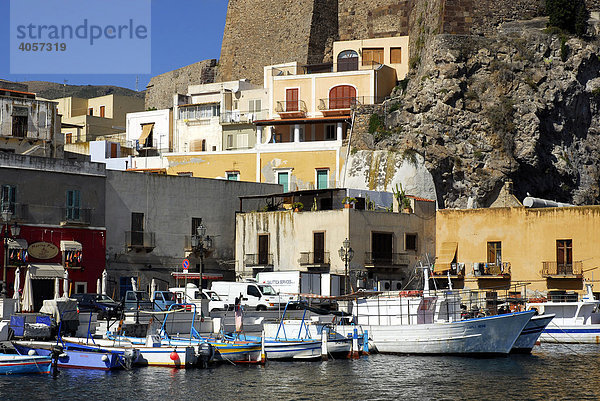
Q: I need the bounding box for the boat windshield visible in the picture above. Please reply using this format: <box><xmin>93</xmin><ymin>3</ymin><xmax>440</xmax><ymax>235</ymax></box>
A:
<box><xmin>258</xmin><ymin>285</ymin><xmax>277</xmax><ymax>295</ymax></box>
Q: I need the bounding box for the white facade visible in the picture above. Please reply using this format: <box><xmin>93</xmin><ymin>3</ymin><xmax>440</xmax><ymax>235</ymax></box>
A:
<box><xmin>126</xmin><ymin>109</ymin><xmax>171</xmax><ymax>152</ymax></box>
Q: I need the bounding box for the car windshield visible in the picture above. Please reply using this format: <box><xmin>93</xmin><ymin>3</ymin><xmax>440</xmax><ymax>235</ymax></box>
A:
<box><xmin>162</xmin><ymin>292</ymin><xmax>175</xmax><ymax>301</ymax></box>
<box><xmin>258</xmin><ymin>285</ymin><xmax>277</xmax><ymax>295</ymax></box>
<box><xmin>136</xmin><ymin>292</ymin><xmax>150</xmax><ymax>301</ymax></box>
<box><xmin>95</xmin><ymin>295</ymin><xmax>114</xmax><ymax>302</ymax></box>
<box><xmin>206</xmin><ymin>291</ymin><xmax>221</xmax><ymax>301</ymax></box>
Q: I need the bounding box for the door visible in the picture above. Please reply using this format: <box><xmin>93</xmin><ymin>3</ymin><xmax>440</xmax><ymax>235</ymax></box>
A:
<box><xmin>131</xmin><ymin>212</ymin><xmax>144</xmax><ymax>246</ymax></box>
<box><xmin>258</xmin><ymin>234</ymin><xmax>269</xmax><ymax>265</ymax></box>
<box><xmin>277</xmin><ymin>171</ymin><xmax>289</xmax><ymax>193</ymax></box>
<box><xmin>286</xmin><ymin>88</ymin><xmax>299</xmax><ymax>112</ymax></box>
<box><xmin>314</xmin><ymin>232</ymin><xmax>325</xmax><ymax>264</ymax></box>
<box><xmin>246</xmin><ymin>285</ymin><xmax>261</xmax><ymax>307</ymax></box>
<box><xmin>556</xmin><ymin>239</ymin><xmax>573</xmax><ymax>274</ymax></box>
<box><xmin>329</xmin><ymin>85</ymin><xmax>356</xmax><ymax>109</ymax></box>
<box><xmin>372</xmin><ymin>232</ymin><xmax>393</xmax><ymax>262</ymax></box>
<box><xmin>337</xmin><ymin>50</ymin><xmax>359</xmax><ymax>72</ymax></box>
<box><xmin>316</xmin><ymin>169</ymin><xmax>329</xmax><ymax>189</ymax></box>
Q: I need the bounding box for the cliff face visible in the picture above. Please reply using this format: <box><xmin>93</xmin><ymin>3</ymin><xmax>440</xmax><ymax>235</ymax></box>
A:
<box><xmin>373</xmin><ymin>19</ymin><xmax>600</xmax><ymax>207</ymax></box>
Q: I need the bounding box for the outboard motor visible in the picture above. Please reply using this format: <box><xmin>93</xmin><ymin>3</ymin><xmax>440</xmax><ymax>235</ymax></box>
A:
<box><xmin>122</xmin><ymin>348</ymin><xmax>140</xmax><ymax>370</ymax></box>
<box><xmin>50</xmin><ymin>344</ymin><xmax>64</xmax><ymax>378</ymax></box>
<box><xmin>196</xmin><ymin>343</ymin><xmax>214</xmax><ymax>368</ymax></box>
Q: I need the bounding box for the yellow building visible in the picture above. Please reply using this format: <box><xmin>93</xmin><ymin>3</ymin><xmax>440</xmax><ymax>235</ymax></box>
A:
<box><xmin>436</xmin><ymin>205</ymin><xmax>600</xmax><ymax>296</ymax></box>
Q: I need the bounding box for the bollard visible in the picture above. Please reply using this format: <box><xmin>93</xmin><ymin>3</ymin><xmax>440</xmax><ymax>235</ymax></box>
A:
<box><xmin>351</xmin><ymin>327</ymin><xmax>359</xmax><ymax>359</ymax></box>
<box><xmin>321</xmin><ymin>329</ymin><xmax>328</xmax><ymax>361</ymax></box>
<box><xmin>260</xmin><ymin>330</ymin><xmax>266</xmax><ymax>364</ymax></box>
<box><xmin>362</xmin><ymin>330</ymin><xmax>369</xmax><ymax>355</ymax></box>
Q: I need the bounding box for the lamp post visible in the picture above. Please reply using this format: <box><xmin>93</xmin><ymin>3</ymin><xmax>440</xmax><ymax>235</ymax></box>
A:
<box><xmin>1</xmin><ymin>209</ymin><xmax>18</xmax><ymax>298</ymax></box>
<box><xmin>191</xmin><ymin>224</ymin><xmax>212</xmax><ymax>289</ymax></box>
<box><xmin>338</xmin><ymin>238</ymin><xmax>354</xmax><ymax>295</ymax></box>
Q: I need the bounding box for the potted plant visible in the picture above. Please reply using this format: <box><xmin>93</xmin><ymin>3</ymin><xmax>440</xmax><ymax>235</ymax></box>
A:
<box><xmin>342</xmin><ymin>196</ymin><xmax>357</xmax><ymax>209</ymax></box>
<box><xmin>291</xmin><ymin>201</ymin><xmax>304</xmax><ymax>212</ymax></box>
<box><xmin>392</xmin><ymin>183</ymin><xmax>412</xmax><ymax>213</ymax></box>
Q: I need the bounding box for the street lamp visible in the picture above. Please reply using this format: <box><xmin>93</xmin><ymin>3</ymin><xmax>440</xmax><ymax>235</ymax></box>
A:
<box><xmin>191</xmin><ymin>224</ymin><xmax>212</xmax><ymax>288</ymax></box>
<box><xmin>338</xmin><ymin>238</ymin><xmax>354</xmax><ymax>295</ymax></box>
<box><xmin>1</xmin><ymin>209</ymin><xmax>15</xmax><ymax>298</ymax></box>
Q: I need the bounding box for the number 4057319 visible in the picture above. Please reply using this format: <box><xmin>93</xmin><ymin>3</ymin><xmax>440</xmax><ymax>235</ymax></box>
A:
<box><xmin>18</xmin><ymin>42</ymin><xmax>66</xmax><ymax>51</ymax></box>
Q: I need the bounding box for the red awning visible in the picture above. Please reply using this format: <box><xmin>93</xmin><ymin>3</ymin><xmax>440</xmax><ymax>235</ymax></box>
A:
<box><xmin>171</xmin><ymin>272</ymin><xmax>223</xmax><ymax>280</ymax></box>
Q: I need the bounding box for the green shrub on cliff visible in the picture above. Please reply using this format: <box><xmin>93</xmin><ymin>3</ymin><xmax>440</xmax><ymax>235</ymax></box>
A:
<box><xmin>546</xmin><ymin>0</ymin><xmax>589</xmax><ymax>37</ymax></box>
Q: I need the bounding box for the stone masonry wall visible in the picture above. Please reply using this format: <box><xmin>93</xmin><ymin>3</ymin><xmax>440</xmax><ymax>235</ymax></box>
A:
<box><xmin>338</xmin><ymin>0</ymin><xmax>411</xmax><ymax>40</ymax></box>
<box><xmin>145</xmin><ymin>59</ymin><xmax>217</xmax><ymax>110</ymax></box>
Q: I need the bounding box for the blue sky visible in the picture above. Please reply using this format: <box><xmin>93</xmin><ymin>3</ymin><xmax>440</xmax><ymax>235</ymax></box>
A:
<box><xmin>0</xmin><ymin>0</ymin><xmax>229</xmax><ymax>90</ymax></box>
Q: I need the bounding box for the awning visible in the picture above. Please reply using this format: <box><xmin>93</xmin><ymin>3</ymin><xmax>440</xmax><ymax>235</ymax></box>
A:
<box><xmin>436</xmin><ymin>242</ymin><xmax>458</xmax><ymax>269</ymax></box>
<box><xmin>171</xmin><ymin>272</ymin><xmax>223</xmax><ymax>280</ymax></box>
<box><xmin>7</xmin><ymin>238</ymin><xmax>28</xmax><ymax>250</ymax></box>
<box><xmin>29</xmin><ymin>264</ymin><xmax>64</xmax><ymax>279</ymax></box>
<box><xmin>138</xmin><ymin>123</ymin><xmax>154</xmax><ymax>144</ymax></box>
<box><xmin>60</xmin><ymin>240</ymin><xmax>82</xmax><ymax>251</ymax></box>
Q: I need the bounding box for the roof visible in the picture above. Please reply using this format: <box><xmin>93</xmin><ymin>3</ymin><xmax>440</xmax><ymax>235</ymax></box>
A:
<box><xmin>0</xmin><ymin>88</ymin><xmax>36</xmax><ymax>96</ymax></box>
<box><xmin>407</xmin><ymin>195</ymin><xmax>435</xmax><ymax>202</ymax></box>
<box><xmin>254</xmin><ymin>116</ymin><xmax>351</xmax><ymax>126</ymax></box>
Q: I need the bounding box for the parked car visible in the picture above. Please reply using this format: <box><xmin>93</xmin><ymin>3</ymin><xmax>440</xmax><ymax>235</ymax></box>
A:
<box><xmin>169</xmin><ymin>284</ymin><xmax>229</xmax><ymax>312</ymax></box>
<box><xmin>71</xmin><ymin>293</ymin><xmax>122</xmax><ymax>319</ymax></box>
<box><xmin>123</xmin><ymin>290</ymin><xmax>154</xmax><ymax>311</ymax></box>
<box><xmin>153</xmin><ymin>290</ymin><xmax>177</xmax><ymax>311</ymax></box>
<box><xmin>210</xmin><ymin>281</ymin><xmax>284</xmax><ymax>311</ymax></box>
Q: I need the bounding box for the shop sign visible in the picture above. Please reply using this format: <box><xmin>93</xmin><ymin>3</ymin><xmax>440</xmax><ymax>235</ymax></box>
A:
<box><xmin>28</xmin><ymin>242</ymin><xmax>59</xmax><ymax>260</ymax></box>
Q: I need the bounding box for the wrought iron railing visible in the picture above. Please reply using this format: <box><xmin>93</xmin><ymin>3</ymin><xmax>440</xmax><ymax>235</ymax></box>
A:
<box><xmin>126</xmin><ymin>231</ymin><xmax>156</xmax><ymax>250</ymax></box>
<box><xmin>365</xmin><ymin>252</ymin><xmax>409</xmax><ymax>267</ymax></box>
<box><xmin>245</xmin><ymin>253</ymin><xmax>273</xmax><ymax>267</ymax></box>
<box><xmin>220</xmin><ymin>110</ymin><xmax>268</xmax><ymax>124</ymax></box>
<box><xmin>318</xmin><ymin>96</ymin><xmax>387</xmax><ymax>110</ymax></box>
<box><xmin>299</xmin><ymin>252</ymin><xmax>330</xmax><ymax>266</ymax></box>
<box><xmin>542</xmin><ymin>261</ymin><xmax>583</xmax><ymax>277</ymax></box>
<box><xmin>275</xmin><ymin>100</ymin><xmax>307</xmax><ymax>114</ymax></box>
<box><xmin>432</xmin><ymin>262</ymin><xmax>465</xmax><ymax>277</ymax></box>
<box><xmin>473</xmin><ymin>262</ymin><xmax>511</xmax><ymax>277</ymax></box>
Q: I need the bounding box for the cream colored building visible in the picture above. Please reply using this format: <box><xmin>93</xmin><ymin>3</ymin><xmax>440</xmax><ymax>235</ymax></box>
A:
<box><xmin>436</xmin><ymin>205</ymin><xmax>600</xmax><ymax>296</ymax></box>
<box><xmin>235</xmin><ymin>189</ymin><xmax>436</xmax><ymax>292</ymax></box>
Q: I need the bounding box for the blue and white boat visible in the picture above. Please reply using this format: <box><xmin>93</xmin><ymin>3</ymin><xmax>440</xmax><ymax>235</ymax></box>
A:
<box><xmin>528</xmin><ymin>283</ymin><xmax>600</xmax><ymax>344</ymax></box>
<box><xmin>0</xmin><ymin>353</ymin><xmax>52</xmax><ymax>375</ymax></box>
<box><xmin>511</xmin><ymin>313</ymin><xmax>555</xmax><ymax>353</ymax></box>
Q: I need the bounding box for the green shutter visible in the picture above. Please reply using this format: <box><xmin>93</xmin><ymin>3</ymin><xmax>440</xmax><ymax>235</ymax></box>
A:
<box><xmin>317</xmin><ymin>170</ymin><xmax>328</xmax><ymax>189</ymax></box>
<box><xmin>278</xmin><ymin>172</ymin><xmax>289</xmax><ymax>193</ymax></box>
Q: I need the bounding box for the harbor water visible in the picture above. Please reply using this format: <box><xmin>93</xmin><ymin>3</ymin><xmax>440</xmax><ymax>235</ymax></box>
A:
<box><xmin>1</xmin><ymin>344</ymin><xmax>599</xmax><ymax>400</ymax></box>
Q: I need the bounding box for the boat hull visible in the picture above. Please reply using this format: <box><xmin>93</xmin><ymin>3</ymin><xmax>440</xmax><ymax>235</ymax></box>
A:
<box><xmin>135</xmin><ymin>346</ymin><xmax>200</xmax><ymax>368</ymax></box>
<box><xmin>540</xmin><ymin>325</ymin><xmax>600</xmax><ymax>344</ymax></box>
<box><xmin>13</xmin><ymin>341</ymin><xmax>123</xmax><ymax>370</ymax></box>
<box><xmin>0</xmin><ymin>354</ymin><xmax>52</xmax><ymax>375</ymax></box>
<box><xmin>262</xmin><ymin>339</ymin><xmax>321</xmax><ymax>360</ymax></box>
<box><xmin>367</xmin><ymin>311</ymin><xmax>534</xmax><ymax>355</ymax></box>
<box><xmin>511</xmin><ymin>314</ymin><xmax>555</xmax><ymax>353</ymax></box>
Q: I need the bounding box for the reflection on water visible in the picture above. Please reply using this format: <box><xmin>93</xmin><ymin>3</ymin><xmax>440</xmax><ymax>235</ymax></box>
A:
<box><xmin>1</xmin><ymin>344</ymin><xmax>599</xmax><ymax>401</ymax></box>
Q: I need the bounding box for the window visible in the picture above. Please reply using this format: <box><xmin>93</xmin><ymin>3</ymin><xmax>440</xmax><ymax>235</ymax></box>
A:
<box><xmin>362</xmin><ymin>48</ymin><xmax>384</xmax><ymax>66</ymax></box>
<box><xmin>487</xmin><ymin>241</ymin><xmax>502</xmax><ymax>265</ymax></box>
<box><xmin>258</xmin><ymin>234</ymin><xmax>269</xmax><ymax>265</ymax></box>
<box><xmin>227</xmin><ymin>134</ymin><xmax>234</xmax><ymax>149</ymax></box>
<box><xmin>75</xmin><ymin>282</ymin><xmax>87</xmax><ymax>294</ymax></box>
<box><xmin>227</xmin><ymin>172</ymin><xmax>240</xmax><ymax>181</ymax></box>
<box><xmin>99</xmin><ymin>106</ymin><xmax>106</xmax><ymax>118</ymax></box>
<box><xmin>372</xmin><ymin>232</ymin><xmax>393</xmax><ymax>261</ymax></box>
<box><xmin>131</xmin><ymin>212</ymin><xmax>144</xmax><ymax>246</ymax></box>
<box><xmin>1</xmin><ymin>185</ymin><xmax>16</xmax><ymax>214</ymax></box>
<box><xmin>316</xmin><ymin>169</ymin><xmax>329</xmax><ymax>189</ymax></box>
<box><xmin>390</xmin><ymin>47</ymin><xmax>402</xmax><ymax>64</ymax></box>
<box><xmin>313</xmin><ymin>232</ymin><xmax>325</xmax><ymax>264</ymax></box>
<box><xmin>178</xmin><ymin>104</ymin><xmax>220</xmax><ymax>120</ymax></box>
<box><xmin>201</xmin><ymin>139</ymin><xmax>206</xmax><ymax>152</ymax></box>
<box><xmin>238</xmin><ymin>133</ymin><xmax>248</xmax><ymax>148</ymax></box>
<box><xmin>557</xmin><ymin>239</ymin><xmax>573</xmax><ymax>273</ymax></box>
<box><xmin>12</xmin><ymin>107</ymin><xmax>28</xmax><ymax>138</ymax></box>
<box><xmin>66</xmin><ymin>190</ymin><xmax>81</xmax><ymax>221</ymax></box>
<box><xmin>110</xmin><ymin>143</ymin><xmax>118</xmax><ymax>158</ymax></box>
<box><xmin>286</xmin><ymin>88</ymin><xmax>299</xmax><ymax>112</ymax></box>
<box><xmin>329</xmin><ymin>85</ymin><xmax>356</xmax><ymax>109</ymax></box>
<box><xmin>88</xmin><ymin>108</ymin><xmax>93</xmax><ymax>116</ymax></box>
<box><xmin>65</xmin><ymin>133</ymin><xmax>73</xmax><ymax>144</ymax></box>
<box><xmin>337</xmin><ymin>50</ymin><xmax>359</xmax><ymax>72</ymax></box>
<box><xmin>277</xmin><ymin>171</ymin><xmax>289</xmax><ymax>192</ymax></box>
<box><xmin>405</xmin><ymin>234</ymin><xmax>417</xmax><ymax>251</ymax></box>
<box><xmin>247</xmin><ymin>285</ymin><xmax>261</xmax><ymax>298</ymax></box>
<box><xmin>325</xmin><ymin>125</ymin><xmax>336</xmax><ymax>140</ymax></box>
<box><xmin>249</xmin><ymin>99</ymin><xmax>262</xmax><ymax>114</ymax></box>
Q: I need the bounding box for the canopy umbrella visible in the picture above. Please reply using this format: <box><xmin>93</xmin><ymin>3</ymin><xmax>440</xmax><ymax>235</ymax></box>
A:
<box><xmin>63</xmin><ymin>269</ymin><xmax>69</xmax><ymax>298</ymax></box>
<box><xmin>150</xmin><ymin>278</ymin><xmax>157</xmax><ymax>301</ymax></box>
<box><xmin>97</xmin><ymin>277</ymin><xmax>102</xmax><ymax>294</ymax></box>
<box><xmin>13</xmin><ymin>267</ymin><xmax>21</xmax><ymax>313</ymax></box>
<box><xmin>54</xmin><ymin>278</ymin><xmax>60</xmax><ymax>300</ymax></box>
<box><xmin>131</xmin><ymin>277</ymin><xmax>138</xmax><ymax>292</ymax></box>
<box><xmin>21</xmin><ymin>268</ymin><xmax>34</xmax><ymax>312</ymax></box>
<box><xmin>101</xmin><ymin>270</ymin><xmax>107</xmax><ymax>295</ymax></box>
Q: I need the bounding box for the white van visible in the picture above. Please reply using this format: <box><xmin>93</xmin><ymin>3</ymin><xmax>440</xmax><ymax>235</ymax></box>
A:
<box><xmin>210</xmin><ymin>281</ymin><xmax>284</xmax><ymax>310</ymax></box>
<box><xmin>169</xmin><ymin>283</ymin><xmax>229</xmax><ymax>312</ymax></box>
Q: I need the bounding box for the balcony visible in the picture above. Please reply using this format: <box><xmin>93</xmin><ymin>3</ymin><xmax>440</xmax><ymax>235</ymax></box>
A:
<box><xmin>432</xmin><ymin>263</ymin><xmax>465</xmax><ymax>278</ymax></box>
<box><xmin>1</xmin><ymin>203</ymin><xmax>29</xmax><ymax>222</ymax></box>
<box><xmin>275</xmin><ymin>100</ymin><xmax>307</xmax><ymax>118</ymax></box>
<box><xmin>126</xmin><ymin>231</ymin><xmax>156</xmax><ymax>251</ymax></box>
<box><xmin>60</xmin><ymin>207</ymin><xmax>91</xmax><ymax>226</ymax></box>
<box><xmin>244</xmin><ymin>253</ymin><xmax>273</xmax><ymax>267</ymax></box>
<box><xmin>542</xmin><ymin>261</ymin><xmax>583</xmax><ymax>278</ymax></box>
<box><xmin>474</xmin><ymin>262</ymin><xmax>511</xmax><ymax>278</ymax></box>
<box><xmin>221</xmin><ymin>110</ymin><xmax>268</xmax><ymax>124</ymax></box>
<box><xmin>365</xmin><ymin>252</ymin><xmax>409</xmax><ymax>268</ymax></box>
<box><xmin>299</xmin><ymin>252</ymin><xmax>330</xmax><ymax>269</ymax></box>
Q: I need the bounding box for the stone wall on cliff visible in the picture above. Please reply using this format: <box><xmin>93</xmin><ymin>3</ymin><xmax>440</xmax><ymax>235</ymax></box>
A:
<box><xmin>145</xmin><ymin>59</ymin><xmax>217</xmax><ymax>110</ymax></box>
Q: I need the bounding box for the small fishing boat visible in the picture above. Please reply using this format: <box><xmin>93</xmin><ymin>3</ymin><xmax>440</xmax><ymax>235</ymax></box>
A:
<box><xmin>511</xmin><ymin>313</ymin><xmax>555</xmax><ymax>353</ymax></box>
<box><xmin>527</xmin><ymin>283</ymin><xmax>600</xmax><ymax>344</ymax></box>
<box><xmin>0</xmin><ymin>353</ymin><xmax>52</xmax><ymax>375</ymax></box>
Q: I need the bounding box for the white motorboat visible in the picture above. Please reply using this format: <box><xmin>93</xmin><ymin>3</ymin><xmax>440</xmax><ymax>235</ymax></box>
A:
<box><xmin>511</xmin><ymin>314</ymin><xmax>555</xmax><ymax>353</ymax></box>
<box><xmin>527</xmin><ymin>283</ymin><xmax>600</xmax><ymax>344</ymax></box>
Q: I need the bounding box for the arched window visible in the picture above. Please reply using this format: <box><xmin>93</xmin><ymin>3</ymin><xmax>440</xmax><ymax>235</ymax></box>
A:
<box><xmin>329</xmin><ymin>85</ymin><xmax>357</xmax><ymax>110</ymax></box>
<box><xmin>337</xmin><ymin>50</ymin><xmax>359</xmax><ymax>72</ymax></box>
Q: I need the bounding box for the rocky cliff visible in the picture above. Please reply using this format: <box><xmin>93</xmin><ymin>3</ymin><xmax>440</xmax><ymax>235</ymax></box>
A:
<box><xmin>357</xmin><ymin>19</ymin><xmax>600</xmax><ymax>208</ymax></box>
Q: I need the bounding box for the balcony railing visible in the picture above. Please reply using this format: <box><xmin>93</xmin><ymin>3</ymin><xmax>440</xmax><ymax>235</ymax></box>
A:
<box><xmin>275</xmin><ymin>100</ymin><xmax>307</xmax><ymax>114</ymax></box>
<box><xmin>245</xmin><ymin>253</ymin><xmax>273</xmax><ymax>267</ymax></box>
<box><xmin>126</xmin><ymin>231</ymin><xmax>156</xmax><ymax>250</ymax></box>
<box><xmin>60</xmin><ymin>207</ymin><xmax>91</xmax><ymax>225</ymax></box>
<box><xmin>432</xmin><ymin>262</ymin><xmax>465</xmax><ymax>278</ymax></box>
<box><xmin>221</xmin><ymin>110</ymin><xmax>268</xmax><ymax>124</ymax></box>
<box><xmin>365</xmin><ymin>252</ymin><xmax>409</xmax><ymax>267</ymax></box>
<box><xmin>1</xmin><ymin>203</ymin><xmax>28</xmax><ymax>221</ymax></box>
<box><xmin>474</xmin><ymin>262</ymin><xmax>511</xmax><ymax>278</ymax></box>
<box><xmin>542</xmin><ymin>261</ymin><xmax>583</xmax><ymax>277</ymax></box>
<box><xmin>299</xmin><ymin>252</ymin><xmax>330</xmax><ymax>266</ymax></box>
<box><xmin>318</xmin><ymin>96</ymin><xmax>388</xmax><ymax>111</ymax></box>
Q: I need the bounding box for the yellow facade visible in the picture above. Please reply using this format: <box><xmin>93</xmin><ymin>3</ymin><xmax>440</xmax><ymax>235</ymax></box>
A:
<box><xmin>436</xmin><ymin>206</ymin><xmax>600</xmax><ymax>295</ymax></box>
